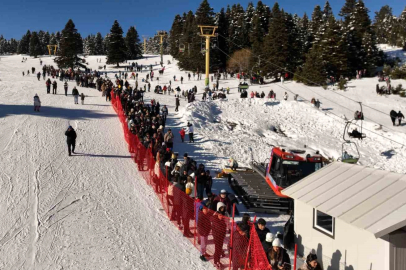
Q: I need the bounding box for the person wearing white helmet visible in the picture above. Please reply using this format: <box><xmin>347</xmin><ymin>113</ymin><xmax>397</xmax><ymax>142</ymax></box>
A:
<box><xmin>268</xmin><ymin>238</ymin><xmax>291</xmax><ymax>270</ymax></box>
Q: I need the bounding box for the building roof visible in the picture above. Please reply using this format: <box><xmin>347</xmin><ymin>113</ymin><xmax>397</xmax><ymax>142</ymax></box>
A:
<box><xmin>282</xmin><ymin>162</ymin><xmax>406</xmax><ymax>238</ymax></box>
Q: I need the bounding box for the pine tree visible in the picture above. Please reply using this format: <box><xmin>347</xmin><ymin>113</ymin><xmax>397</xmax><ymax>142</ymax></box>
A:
<box><xmin>215</xmin><ymin>8</ymin><xmax>229</xmax><ymax>69</ymax></box>
<box><xmin>339</xmin><ymin>0</ymin><xmax>357</xmax><ymax>24</ymax></box>
<box><xmin>94</xmin><ymin>32</ymin><xmax>104</xmax><ymax>55</ymax></box>
<box><xmin>195</xmin><ymin>0</ymin><xmax>215</xmax><ymax>25</ymax></box>
<box><xmin>169</xmin><ymin>14</ymin><xmax>183</xmax><ymax>58</ymax></box>
<box><xmin>322</xmin><ymin>1</ymin><xmax>333</xmax><ymax>23</ymax></box>
<box><xmin>43</xmin><ymin>31</ymin><xmax>50</xmax><ymax>55</ymax></box>
<box><xmin>373</xmin><ymin>5</ymin><xmax>394</xmax><ymax>44</ymax></box>
<box><xmin>103</xmin><ymin>34</ymin><xmax>110</xmax><ymax>54</ymax></box>
<box><xmin>29</xmin><ymin>31</ymin><xmax>42</xmax><ymax>57</ymax></box>
<box><xmin>262</xmin><ymin>3</ymin><xmax>290</xmax><ymax>77</ymax></box>
<box><xmin>55</xmin><ymin>19</ymin><xmax>85</xmax><ymax>69</ymax></box>
<box><xmin>106</xmin><ymin>20</ymin><xmax>127</xmax><ymax>67</ymax></box>
<box><xmin>84</xmin><ymin>35</ymin><xmax>96</xmax><ymax>55</ymax></box>
<box><xmin>296</xmin><ymin>46</ymin><xmax>326</xmax><ymax>86</ymax></box>
<box><xmin>17</xmin><ymin>30</ymin><xmax>31</xmax><ymax>54</ymax></box>
<box><xmin>311</xmin><ymin>5</ymin><xmax>323</xmax><ymax>46</ymax></box>
<box><xmin>125</xmin><ymin>26</ymin><xmax>142</xmax><ymax>60</ymax></box>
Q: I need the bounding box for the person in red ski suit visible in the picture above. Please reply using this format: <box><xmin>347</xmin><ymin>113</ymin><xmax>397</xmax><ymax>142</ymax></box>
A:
<box><xmin>179</xmin><ymin>128</ymin><xmax>186</xmax><ymax>142</ymax></box>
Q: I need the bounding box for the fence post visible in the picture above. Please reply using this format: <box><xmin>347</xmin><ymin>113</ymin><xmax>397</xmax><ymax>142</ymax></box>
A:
<box><xmin>294</xmin><ymin>244</ymin><xmax>297</xmax><ymax>270</ymax></box>
<box><xmin>193</xmin><ymin>178</ymin><xmax>197</xmax><ymax>246</ymax></box>
<box><xmin>244</xmin><ymin>216</ymin><xmax>257</xmax><ymax>270</ymax></box>
<box><xmin>228</xmin><ymin>204</ymin><xmax>236</xmax><ymax>270</ymax></box>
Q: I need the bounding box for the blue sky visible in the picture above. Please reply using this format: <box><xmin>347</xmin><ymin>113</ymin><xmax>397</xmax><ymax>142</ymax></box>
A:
<box><xmin>0</xmin><ymin>0</ymin><xmax>404</xmax><ymax>39</ymax></box>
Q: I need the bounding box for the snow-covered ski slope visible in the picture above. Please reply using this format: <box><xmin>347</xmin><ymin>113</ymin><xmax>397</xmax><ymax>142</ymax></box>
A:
<box><xmin>0</xmin><ymin>45</ymin><xmax>405</xmax><ymax>269</ymax></box>
<box><xmin>0</xmin><ymin>56</ymin><xmax>213</xmax><ymax>269</ymax></box>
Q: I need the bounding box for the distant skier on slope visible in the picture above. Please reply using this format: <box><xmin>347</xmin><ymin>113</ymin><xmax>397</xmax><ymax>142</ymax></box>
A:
<box><xmin>65</xmin><ymin>126</ymin><xmax>77</xmax><ymax>156</ymax></box>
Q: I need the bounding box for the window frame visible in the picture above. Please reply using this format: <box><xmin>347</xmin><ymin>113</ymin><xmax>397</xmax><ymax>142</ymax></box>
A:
<box><xmin>313</xmin><ymin>208</ymin><xmax>335</xmax><ymax>239</ymax></box>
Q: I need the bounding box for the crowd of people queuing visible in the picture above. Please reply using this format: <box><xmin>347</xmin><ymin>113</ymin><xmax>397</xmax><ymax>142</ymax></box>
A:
<box><xmin>24</xmin><ymin>56</ymin><xmax>325</xmax><ymax>270</ymax></box>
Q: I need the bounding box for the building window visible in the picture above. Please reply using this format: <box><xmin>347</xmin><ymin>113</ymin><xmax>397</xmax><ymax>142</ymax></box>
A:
<box><xmin>313</xmin><ymin>209</ymin><xmax>335</xmax><ymax>238</ymax></box>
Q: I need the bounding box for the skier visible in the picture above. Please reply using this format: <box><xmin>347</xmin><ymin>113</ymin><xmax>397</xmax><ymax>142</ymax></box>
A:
<box><xmin>398</xmin><ymin>111</ymin><xmax>405</xmax><ymax>126</ymax></box>
<box><xmin>179</xmin><ymin>128</ymin><xmax>186</xmax><ymax>143</ymax></box>
<box><xmin>65</xmin><ymin>126</ymin><xmax>77</xmax><ymax>156</ymax></box>
<box><xmin>181</xmin><ymin>76</ymin><xmax>183</xmax><ymax>84</ymax></box>
<box><xmin>36</xmin><ymin>72</ymin><xmax>41</xmax><ymax>81</ymax></box>
<box><xmin>72</xmin><ymin>87</ymin><xmax>79</xmax><ymax>104</ymax></box>
<box><xmin>80</xmin><ymin>93</ymin><xmax>85</xmax><ymax>105</ymax></box>
<box><xmin>33</xmin><ymin>94</ymin><xmax>41</xmax><ymax>112</ymax></box>
<box><xmin>283</xmin><ymin>92</ymin><xmax>288</xmax><ymax>101</ymax></box>
<box><xmin>187</xmin><ymin>122</ymin><xmax>194</xmax><ymax>143</ymax></box>
<box><xmin>390</xmin><ymin>110</ymin><xmax>398</xmax><ymax>126</ymax></box>
<box><xmin>52</xmin><ymin>80</ymin><xmax>57</xmax><ymax>94</ymax></box>
<box><xmin>64</xmin><ymin>81</ymin><xmax>68</xmax><ymax>96</ymax></box>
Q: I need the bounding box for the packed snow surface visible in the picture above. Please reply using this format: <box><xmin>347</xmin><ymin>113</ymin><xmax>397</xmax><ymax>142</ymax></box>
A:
<box><xmin>1</xmin><ymin>45</ymin><xmax>405</xmax><ymax>269</ymax></box>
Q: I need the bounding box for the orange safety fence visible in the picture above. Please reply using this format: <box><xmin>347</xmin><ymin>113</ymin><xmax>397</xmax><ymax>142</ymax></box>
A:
<box><xmin>110</xmin><ymin>91</ymin><xmax>270</xmax><ymax>269</ymax></box>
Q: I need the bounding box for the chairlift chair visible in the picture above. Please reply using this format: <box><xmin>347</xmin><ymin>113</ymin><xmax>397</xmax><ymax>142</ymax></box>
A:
<box><xmin>179</xmin><ymin>44</ymin><xmax>185</xmax><ymax>53</ymax></box>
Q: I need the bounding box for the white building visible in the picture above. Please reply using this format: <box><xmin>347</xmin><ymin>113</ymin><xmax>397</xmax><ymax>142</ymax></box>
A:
<box><xmin>282</xmin><ymin>162</ymin><xmax>406</xmax><ymax>270</ymax></box>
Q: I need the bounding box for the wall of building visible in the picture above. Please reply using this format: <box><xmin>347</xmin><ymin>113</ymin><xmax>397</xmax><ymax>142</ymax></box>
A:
<box><xmin>294</xmin><ymin>200</ymin><xmax>389</xmax><ymax>270</ymax></box>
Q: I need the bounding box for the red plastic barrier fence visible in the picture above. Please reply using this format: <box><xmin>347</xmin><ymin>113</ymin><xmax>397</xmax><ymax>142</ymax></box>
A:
<box><xmin>109</xmin><ymin>92</ymin><xmax>270</xmax><ymax>269</ymax></box>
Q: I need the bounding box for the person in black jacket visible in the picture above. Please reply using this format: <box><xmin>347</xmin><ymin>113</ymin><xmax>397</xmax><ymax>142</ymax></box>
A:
<box><xmin>390</xmin><ymin>110</ymin><xmax>398</xmax><ymax>126</ymax></box>
<box><xmin>398</xmin><ymin>111</ymin><xmax>404</xmax><ymax>126</ymax></box>
<box><xmin>197</xmin><ymin>204</ymin><xmax>212</xmax><ymax>261</ymax></box>
<box><xmin>65</xmin><ymin>126</ymin><xmax>77</xmax><ymax>156</ymax></box>
<box><xmin>196</xmin><ymin>167</ymin><xmax>207</xmax><ymax>199</ymax></box>
<box><xmin>256</xmin><ymin>218</ymin><xmax>271</xmax><ymax>243</ymax></box>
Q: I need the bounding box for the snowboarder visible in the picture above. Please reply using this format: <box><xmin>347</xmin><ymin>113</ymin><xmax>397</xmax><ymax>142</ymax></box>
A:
<box><xmin>33</xmin><ymin>94</ymin><xmax>41</xmax><ymax>112</ymax></box>
<box><xmin>65</xmin><ymin>126</ymin><xmax>77</xmax><ymax>156</ymax></box>
<box><xmin>72</xmin><ymin>87</ymin><xmax>79</xmax><ymax>104</ymax></box>
<box><xmin>187</xmin><ymin>122</ymin><xmax>194</xmax><ymax>143</ymax></box>
<box><xmin>398</xmin><ymin>111</ymin><xmax>404</xmax><ymax>126</ymax></box>
<box><xmin>64</xmin><ymin>81</ymin><xmax>68</xmax><ymax>96</ymax></box>
<box><xmin>390</xmin><ymin>110</ymin><xmax>398</xmax><ymax>126</ymax></box>
<box><xmin>80</xmin><ymin>93</ymin><xmax>85</xmax><ymax>105</ymax></box>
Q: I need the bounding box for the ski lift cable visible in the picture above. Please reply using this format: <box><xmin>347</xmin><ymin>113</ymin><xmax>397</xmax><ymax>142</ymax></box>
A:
<box><xmin>217</xmin><ymin>33</ymin><xmax>401</xmax><ymax>133</ymax></box>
